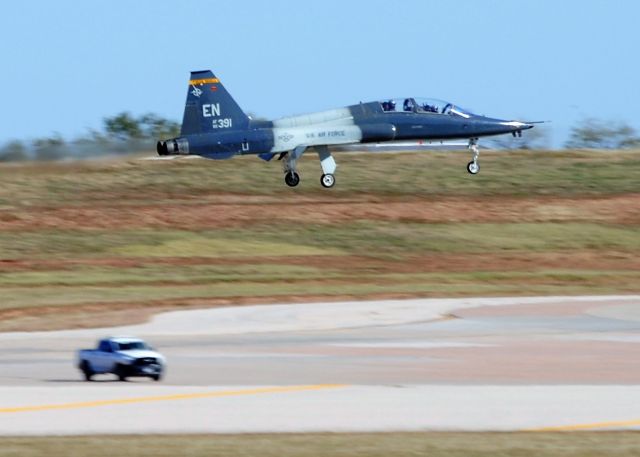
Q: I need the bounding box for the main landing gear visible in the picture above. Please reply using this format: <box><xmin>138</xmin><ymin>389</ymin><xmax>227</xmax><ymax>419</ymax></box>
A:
<box><xmin>467</xmin><ymin>138</ymin><xmax>480</xmax><ymax>175</ymax></box>
<box><xmin>280</xmin><ymin>146</ymin><xmax>305</xmax><ymax>188</ymax></box>
<box><xmin>321</xmin><ymin>173</ymin><xmax>335</xmax><ymax>188</ymax></box>
<box><xmin>284</xmin><ymin>171</ymin><xmax>300</xmax><ymax>187</ymax></box>
<box><xmin>280</xmin><ymin>145</ymin><xmax>337</xmax><ymax>188</ymax></box>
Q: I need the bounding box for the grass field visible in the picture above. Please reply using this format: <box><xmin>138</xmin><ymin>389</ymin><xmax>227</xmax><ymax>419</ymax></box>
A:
<box><xmin>1</xmin><ymin>432</ymin><xmax>640</xmax><ymax>457</ymax></box>
<box><xmin>0</xmin><ymin>150</ymin><xmax>638</xmax><ymax>330</ymax></box>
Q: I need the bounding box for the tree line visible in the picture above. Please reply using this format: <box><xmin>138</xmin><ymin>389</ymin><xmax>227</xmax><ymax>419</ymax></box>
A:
<box><xmin>0</xmin><ymin>113</ymin><xmax>179</xmax><ymax>162</ymax></box>
<box><xmin>0</xmin><ymin>114</ymin><xmax>639</xmax><ymax>162</ymax></box>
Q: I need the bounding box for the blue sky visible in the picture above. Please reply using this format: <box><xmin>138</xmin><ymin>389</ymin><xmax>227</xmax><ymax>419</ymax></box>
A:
<box><xmin>1</xmin><ymin>0</ymin><xmax>638</xmax><ymax>147</ymax></box>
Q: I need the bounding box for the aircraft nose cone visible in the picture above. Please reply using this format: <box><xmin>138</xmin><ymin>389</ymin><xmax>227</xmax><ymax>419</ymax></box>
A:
<box><xmin>497</xmin><ymin>120</ymin><xmax>535</xmax><ymax>136</ymax></box>
<box><xmin>501</xmin><ymin>121</ymin><xmax>533</xmax><ymax>130</ymax></box>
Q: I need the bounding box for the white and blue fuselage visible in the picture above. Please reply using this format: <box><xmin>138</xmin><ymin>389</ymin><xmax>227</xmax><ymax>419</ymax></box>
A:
<box><xmin>157</xmin><ymin>70</ymin><xmax>534</xmax><ymax>187</ymax></box>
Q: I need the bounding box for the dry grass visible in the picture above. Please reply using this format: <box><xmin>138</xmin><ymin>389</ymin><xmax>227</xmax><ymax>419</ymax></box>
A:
<box><xmin>1</xmin><ymin>432</ymin><xmax>640</xmax><ymax>457</ymax></box>
<box><xmin>0</xmin><ymin>150</ymin><xmax>639</xmax><ymax>330</ymax></box>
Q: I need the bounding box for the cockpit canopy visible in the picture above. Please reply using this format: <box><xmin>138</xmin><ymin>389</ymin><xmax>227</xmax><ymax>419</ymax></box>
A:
<box><xmin>379</xmin><ymin>97</ymin><xmax>475</xmax><ymax>118</ymax></box>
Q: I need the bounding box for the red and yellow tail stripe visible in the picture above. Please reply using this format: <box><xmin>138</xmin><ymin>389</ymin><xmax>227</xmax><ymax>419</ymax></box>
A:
<box><xmin>189</xmin><ymin>77</ymin><xmax>220</xmax><ymax>85</ymax></box>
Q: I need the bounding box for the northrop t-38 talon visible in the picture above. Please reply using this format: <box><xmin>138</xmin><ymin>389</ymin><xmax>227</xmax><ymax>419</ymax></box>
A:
<box><xmin>157</xmin><ymin>70</ymin><xmax>535</xmax><ymax>188</ymax></box>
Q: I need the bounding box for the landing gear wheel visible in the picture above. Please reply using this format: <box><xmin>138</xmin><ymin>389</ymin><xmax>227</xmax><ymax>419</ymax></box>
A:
<box><xmin>284</xmin><ymin>171</ymin><xmax>300</xmax><ymax>187</ymax></box>
<box><xmin>467</xmin><ymin>161</ymin><xmax>480</xmax><ymax>175</ymax></box>
<box><xmin>320</xmin><ymin>174</ymin><xmax>335</xmax><ymax>188</ymax></box>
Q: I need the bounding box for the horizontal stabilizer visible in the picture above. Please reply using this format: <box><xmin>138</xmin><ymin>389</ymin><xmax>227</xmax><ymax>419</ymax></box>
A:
<box><xmin>259</xmin><ymin>153</ymin><xmax>276</xmax><ymax>162</ymax></box>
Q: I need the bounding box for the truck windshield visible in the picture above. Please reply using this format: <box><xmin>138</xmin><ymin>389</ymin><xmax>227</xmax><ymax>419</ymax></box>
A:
<box><xmin>115</xmin><ymin>341</ymin><xmax>148</xmax><ymax>351</ymax></box>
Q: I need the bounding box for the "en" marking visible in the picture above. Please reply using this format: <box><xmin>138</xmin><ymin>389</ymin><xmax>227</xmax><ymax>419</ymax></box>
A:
<box><xmin>202</xmin><ymin>103</ymin><xmax>221</xmax><ymax>117</ymax></box>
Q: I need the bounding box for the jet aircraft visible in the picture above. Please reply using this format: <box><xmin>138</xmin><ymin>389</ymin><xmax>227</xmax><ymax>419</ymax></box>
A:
<box><xmin>157</xmin><ymin>70</ymin><xmax>534</xmax><ymax>188</ymax></box>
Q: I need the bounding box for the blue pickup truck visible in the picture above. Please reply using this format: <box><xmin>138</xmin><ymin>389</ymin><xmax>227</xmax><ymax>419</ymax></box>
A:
<box><xmin>77</xmin><ymin>336</ymin><xmax>166</xmax><ymax>381</ymax></box>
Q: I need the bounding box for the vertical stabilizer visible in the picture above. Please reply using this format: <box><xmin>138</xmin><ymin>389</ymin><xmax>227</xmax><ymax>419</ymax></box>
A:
<box><xmin>181</xmin><ymin>70</ymin><xmax>249</xmax><ymax>135</ymax></box>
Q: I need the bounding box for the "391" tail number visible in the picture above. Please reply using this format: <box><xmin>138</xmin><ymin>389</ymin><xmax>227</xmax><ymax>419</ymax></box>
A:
<box><xmin>212</xmin><ymin>118</ymin><xmax>233</xmax><ymax>129</ymax></box>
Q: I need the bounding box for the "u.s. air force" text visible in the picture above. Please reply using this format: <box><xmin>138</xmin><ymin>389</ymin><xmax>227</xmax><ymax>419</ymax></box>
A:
<box><xmin>306</xmin><ymin>130</ymin><xmax>346</xmax><ymax>139</ymax></box>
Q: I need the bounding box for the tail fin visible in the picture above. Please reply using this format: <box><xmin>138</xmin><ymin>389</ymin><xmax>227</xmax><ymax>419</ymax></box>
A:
<box><xmin>180</xmin><ymin>70</ymin><xmax>249</xmax><ymax>136</ymax></box>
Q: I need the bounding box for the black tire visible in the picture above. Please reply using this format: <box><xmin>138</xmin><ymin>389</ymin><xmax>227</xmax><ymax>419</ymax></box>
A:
<box><xmin>81</xmin><ymin>361</ymin><xmax>94</xmax><ymax>382</ymax></box>
<box><xmin>115</xmin><ymin>364</ymin><xmax>128</xmax><ymax>382</ymax></box>
<box><xmin>320</xmin><ymin>174</ymin><xmax>335</xmax><ymax>188</ymax></box>
<box><xmin>151</xmin><ymin>372</ymin><xmax>162</xmax><ymax>382</ymax></box>
<box><xmin>284</xmin><ymin>171</ymin><xmax>300</xmax><ymax>187</ymax></box>
<box><xmin>466</xmin><ymin>161</ymin><xmax>480</xmax><ymax>175</ymax></box>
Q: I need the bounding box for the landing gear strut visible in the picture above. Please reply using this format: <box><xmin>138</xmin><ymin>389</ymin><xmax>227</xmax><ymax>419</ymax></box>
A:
<box><xmin>281</xmin><ymin>146</ymin><xmax>306</xmax><ymax>187</ymax></box>
<box><xmin>467</xmin><ymin>138</ymin><xmax>480</xmax><ymax>175</ymax></box>
<box><xmin>317</xmin><ymin>145</ymin><xmax>337</xmax><ymax>189</ymax></box>
<box><xmin>279</xmin><ymin>145</ymin><xmax>338</xmax><ymax>188</ymax></box>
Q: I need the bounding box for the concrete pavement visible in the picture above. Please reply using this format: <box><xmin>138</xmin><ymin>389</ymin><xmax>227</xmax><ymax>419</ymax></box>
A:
<box><xmin>1</xmin><ymin>296</ymin><xmax>639</xmax><ymax>434</ymax></box>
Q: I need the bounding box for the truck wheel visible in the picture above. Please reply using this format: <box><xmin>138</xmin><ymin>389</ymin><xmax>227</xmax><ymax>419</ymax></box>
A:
<box><xmin>115</xmin><ymin>364</ymin><xmax>128</xmax><ymax>382</ymax></box>
<box><xmin>81</xmin><ymin>361</ymin><xmax>94</xmax><ymax>381</ymax></box>
<box><xmin>151</xmin><ymin>373</ymin><xmax>162</xmax><ymax>382</ymax></box>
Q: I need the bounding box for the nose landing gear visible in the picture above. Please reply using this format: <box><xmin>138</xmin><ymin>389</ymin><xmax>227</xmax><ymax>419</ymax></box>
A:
<box><xmin>466</xmin><ymin>161</ymin><xmax>479</xmax><ymax>174</ymax></box>
<box><xmin>467</xmin><ymin>138</ymin><xmax>480</xmax><ymax>175</ymax></box>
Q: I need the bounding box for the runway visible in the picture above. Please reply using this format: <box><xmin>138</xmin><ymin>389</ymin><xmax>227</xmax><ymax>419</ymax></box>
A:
<box><xmin>1</xmin><ymin>296</ymin><xmax>639</xmax><ymax>434</ymax></box>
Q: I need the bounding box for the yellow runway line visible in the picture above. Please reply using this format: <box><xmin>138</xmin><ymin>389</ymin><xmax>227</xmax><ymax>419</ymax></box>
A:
<box><xmin>526</xmin><ymin>418</ymin><xmax>640</xmax><ymax>432</ymax></box>
<box><xmin>0</xmin><ymin>384</ymin><xmax>348</xmax><ymax>414</ymax></box>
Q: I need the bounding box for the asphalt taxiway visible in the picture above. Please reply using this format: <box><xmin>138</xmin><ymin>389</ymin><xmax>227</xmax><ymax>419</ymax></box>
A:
<box><xmin>1</xmin><ymin>296</ymin><xmax>639</xmax><ymax>434</ymax></box>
